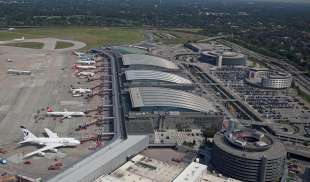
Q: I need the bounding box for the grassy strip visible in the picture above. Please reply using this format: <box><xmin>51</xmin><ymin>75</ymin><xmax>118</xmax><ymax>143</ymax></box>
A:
<box><xmin>5</xmin><ymin>42</ymin><xmax>44</xmax><ymax>49</ymax></box>
<box><xmin>55</xmin><ymin>41</ymin><xmax>74</xmax><ymax>49</ymax></box>
<box><xmin>0</xmin><ymin>26</ymin><xmax>144</xmax><ymax>50</ymax></box>
<box><xmin>297</xmin><ymin>86</ymin><xmax>310</xmax><ymax>103</ymax></box>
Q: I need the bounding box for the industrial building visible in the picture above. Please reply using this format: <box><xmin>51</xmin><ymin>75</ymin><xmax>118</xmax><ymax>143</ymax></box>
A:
<box><xmin>212</xmin><ymin>128</ymin><xmax>286</xmax><ymax>182</ymax></box>
<box><xmin>246</xmin><ymin>67</ymin><xmax>292</xmax><ymax>89</ymax></box>
<box><xmin>200</xmin><ymin>51</ymin><xmax>247</xmax><ymax>67</ymax></box>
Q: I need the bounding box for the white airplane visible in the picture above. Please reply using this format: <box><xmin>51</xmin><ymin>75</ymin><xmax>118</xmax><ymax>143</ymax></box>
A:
<box><xmin>46</xmin><ymin>107</ymin><xmax>85</xmax><ymax>119</ymax></box>
<box><xmin>70</xmin><ymin>87</ymin><xmax>92</xmax><ymax>96</ymax></box>
<box><xmin>76</xmin><ymin>71</ymin><xmax>95</xmax><ymax>78</ymax></box>
<box><xmin>19</xmin><ymin>126</ymin><xmax>80</xmax><ymax>158</ymax></box>
<box><xmin>73</xmin><ymin>64</ymin><xmax>96</xmax><ymax>70</ymax></box>
<box><xmin>76</xmin><ymin>60</ymin><xmax>96</xmax><ymax>65</ymax></box>
<box><xmin>13</xmin><ymin>37</ymin><xmax>24</xmax><ymax>41</ymax></box>
<box><xmin>73</xmin><ymin>51</ymin><xmax>85</xmax><ymax>57</ymax></box>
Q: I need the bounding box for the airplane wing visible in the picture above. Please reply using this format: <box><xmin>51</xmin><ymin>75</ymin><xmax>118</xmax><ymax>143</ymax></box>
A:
<box><xmin>24</xmin><ymin>143</ymin><xmax>63</xmax><ymax>158</ymax></box>
<box><xmin>18</xmin><ymin>140</ymin><xmax>30</xmax><ymax>144</ymax></box>
<box><xmin>44</xmin><ymin>128</ymin><xmax>58</xmax><ymax>138</ymax></box>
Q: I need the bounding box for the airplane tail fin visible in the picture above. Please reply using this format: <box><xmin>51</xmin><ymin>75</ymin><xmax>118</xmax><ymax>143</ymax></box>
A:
<box><xmin>47</xmin><ymin>106</ymin><xmax>53</xmax><ymax>112</ymax></box>
<box><xmin>20</xmin><ymin>126</ymin><xmax>36</xmax><ymax>140</ymax></box>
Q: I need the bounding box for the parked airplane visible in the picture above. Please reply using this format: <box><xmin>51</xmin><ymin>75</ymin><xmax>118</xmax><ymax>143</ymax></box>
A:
<box><xmin>19</xmin><ymin>126</ymin><xmax>80</xmax><ymax>158</ymax></box>
<box><xmin>75</xmin><ymin>71</ymin><xmax>95</xmax><ymax>78</ymax></box>
<box><xmin>73</xmin><ymin>64</ymin><xmax>96</xmax><ymax>70</ymax></box>
<box><xmin>46</xmin><ymin>107</ymin><xmax>85</xmax><ymax>119</ymax></box>
<box><xmin>73</xmin><ymin>51</ymin><xmax>85</xmax><ymax>57</ymax></box>
<box><xmin>13</xmin><ymin>37</ymin><xmax>24</xmax><ymax>41</ymax></box>
<box><xmin>76</xmin><ymin>60</ymin><xmax>96</xmax><ymax>65</ymax></box>
<box><xmin>70</xmin><ymin>86</ymin><xmax>92</xmax><ymax>96</ymax></box>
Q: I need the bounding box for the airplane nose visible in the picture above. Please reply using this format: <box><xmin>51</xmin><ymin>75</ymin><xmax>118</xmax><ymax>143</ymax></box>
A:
<box><xmin>76</xmin><ymin>140</ymin><xmax>81</xmax><ymax>145</ymax></box>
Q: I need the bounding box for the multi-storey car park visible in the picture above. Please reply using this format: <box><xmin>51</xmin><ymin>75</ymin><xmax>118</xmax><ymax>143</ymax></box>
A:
<box><xmin>200</xmin><ymin>50</ymin><xmax>247</xmax><ymax>67</ymax></box>
<box><xmin>246</xmin><ymin>67</ymin><xmax>293</xmax><ymax>89</ymax></box>
<box><xmin>212</xmin><ymin>128</ymin><xmax>286</xmax><ymax>182</ymax></box>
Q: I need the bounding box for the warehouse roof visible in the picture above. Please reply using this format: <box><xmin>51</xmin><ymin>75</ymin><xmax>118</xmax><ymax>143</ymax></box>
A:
<box><xmin>122</xmin><ymin>54</ymin><xmax>179</xmax><ymax>70</ymax></box>
<box><xmin>125</xmin><ymin>70</ymin><xmax>192</xmax><ymax>84</ymax></box>
<box><xmin>129</xmin><ymin>87</ymin><xmax>215</xmax><ymax>113</ymax></box>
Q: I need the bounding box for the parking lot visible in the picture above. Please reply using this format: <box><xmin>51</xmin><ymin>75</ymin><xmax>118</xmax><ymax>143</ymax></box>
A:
<box><xmin>210</xmin><ymin>66</ymin><xmax>310</xmax><ymax>124</ymax></box>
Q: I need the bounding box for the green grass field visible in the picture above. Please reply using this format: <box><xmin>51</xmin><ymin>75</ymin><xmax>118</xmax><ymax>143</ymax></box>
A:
<box><xmin>5</xmin><ymin>42</ymin><xmax>44</xmax><ymax>49</ymax></box>
<box><xmin>153</xmin><ymin>30</ymin><xmax>207</xmax><ymax>44</ymax></box>
<box><xmin>0</xmin><ymin>27</ymin><xmax>145</xmax><ymax>50</ymax></box>
<box><xmin>55</xmin><ymin>41</ymin><xmax>74</xmax><ymax>49</ymax></box>
<box><xmin>0</xmin><ymin>26</ymin><xmax>207</xmax><ymax>50</ymax></box>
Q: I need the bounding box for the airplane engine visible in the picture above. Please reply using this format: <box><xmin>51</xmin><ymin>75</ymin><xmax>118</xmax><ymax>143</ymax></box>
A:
<box><xmin>51</xmin><ymin>148</ymin><xmax>58</xmax><ymax>153</ymax></box>
<box><xmin>38</xmin><ymin>152</ymin><xmax>45</xmax><ymax>157</ymax></box>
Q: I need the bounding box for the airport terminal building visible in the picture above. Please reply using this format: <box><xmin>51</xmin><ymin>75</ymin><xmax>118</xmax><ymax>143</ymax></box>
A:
<box><xmin>118</xmin><ymin>54</ymin><xmax>224</xmax><ymax>141</ymax></box>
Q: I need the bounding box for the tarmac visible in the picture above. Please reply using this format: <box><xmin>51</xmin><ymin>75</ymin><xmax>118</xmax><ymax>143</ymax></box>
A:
<box><xmin>0</xmin><ymin>38</ymin><xmax>103</xmax><ymax>179</ymax></box>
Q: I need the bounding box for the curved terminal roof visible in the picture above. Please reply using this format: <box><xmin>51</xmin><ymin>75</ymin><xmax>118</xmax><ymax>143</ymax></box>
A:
<box><xmin>125</xmin><ymin>70</ymin><xmax>192</xmax><ymax>84</ymax></box>
<box><xmin>122</xmin><ymin>54</ymin><xmax>179</xmax><ymax>70</ymax></box>
<box><xmin>129</xmin><ymin>87</ymin><xmax>215</xmax><ymax>113</ymax></box>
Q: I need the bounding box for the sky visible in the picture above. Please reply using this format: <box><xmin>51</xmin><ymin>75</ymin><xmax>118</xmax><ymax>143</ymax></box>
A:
<box><xmin>243</xmin><ymin>0</ymin><xmax>310</xmax><ymax>3</ymax></box>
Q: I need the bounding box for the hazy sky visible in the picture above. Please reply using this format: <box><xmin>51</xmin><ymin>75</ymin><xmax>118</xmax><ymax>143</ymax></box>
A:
<box><xmin>244</xmin><ymin>0</ymin><xmax>310</xmax><ymax>3</ymax></box>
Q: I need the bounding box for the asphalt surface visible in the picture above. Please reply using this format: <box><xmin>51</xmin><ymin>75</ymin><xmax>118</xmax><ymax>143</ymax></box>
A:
<box><xmin>0</xmin><ymin>39</ymin><xmax>106</xmax><ymax>179</ymax></box>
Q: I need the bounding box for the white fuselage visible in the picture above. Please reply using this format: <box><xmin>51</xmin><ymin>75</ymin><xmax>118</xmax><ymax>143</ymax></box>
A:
<box><xmin>71</xmin><ymin>88</ymin><xmax>92</xmax><ymax>94</ymax></box>
<box><xmin>77</xmin><ymin>71</ymin><xmax>95</xmax><ymax>77</ymax></box>
<box><xmin>73</xmin><ymin>51</ymin><xmax>85</xmax><ymax>57</ymax></box>
<box><xmin>77</xmin><ymin>60</ymin><xmax>96</xmax><ymax>65</ymax></box>
<box><xmin>75</xmin><ymin>65</ymin><xmax>96</xmax><ymax>70</ymax></box>
<box><xmin>29</xmin><ymin>137</ymin><xmax>80</xmax><ymax>147</ymax></box>
<box><xmin>46</xmin><ymin>111</ymin><xmax>85</xmax><ymax>118</ymax></box>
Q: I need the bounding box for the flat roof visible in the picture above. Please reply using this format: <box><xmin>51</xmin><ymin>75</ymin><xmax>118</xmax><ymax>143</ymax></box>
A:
<box><xmin>122</xmin><ymin>54</ymin><xmax>179</xmax><ymax>70</ymax></box>
<box><xmin>48</xmin><ymin>135</ymin><xmax>148</xmax><ymax>182</ymax></box>
<box><xmin>213</xmin><ymin>132</ymin><xmax>286</xmax><ymax>160</ymax></box>
<box><xmin>129</xmin><ymin>87</ymin><xmax>216</xmax><ymax>113</ymax></box>
<box><xmin>173</xmin><ymin>162</ymin><xmax>207</xmax><ymax>182</ymax></box>
<box><xmin>125</xmin><ymin>70</ymin><xmax>192</xmax><ymax>84</ymax></box>
<box><xmin>96</xmin><ymin>154</ymin><xmax>184</xmax><ymax>182</ymax></box>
